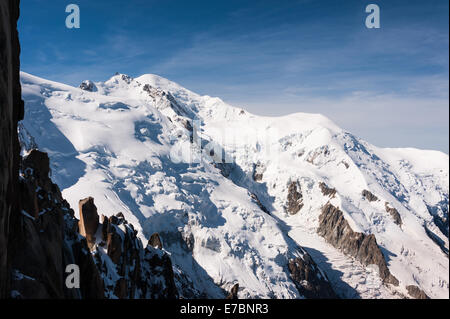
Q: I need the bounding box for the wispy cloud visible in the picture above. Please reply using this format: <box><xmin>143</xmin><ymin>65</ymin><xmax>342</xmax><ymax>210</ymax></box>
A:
<box><xmin>19</xmin><ymin>0</ymin><xmax>449</xmax><ymax>152</ymax></box>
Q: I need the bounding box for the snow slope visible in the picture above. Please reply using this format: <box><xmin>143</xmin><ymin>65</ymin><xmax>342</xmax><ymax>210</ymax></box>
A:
<box><xmin>19</xmin><ymin>71</ymin><xmax>449</xmax><ymax>298</ymax></box>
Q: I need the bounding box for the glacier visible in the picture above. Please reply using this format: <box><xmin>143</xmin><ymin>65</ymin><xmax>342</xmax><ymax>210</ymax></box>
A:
<box><xmin>19</xmin><ymin>71</ymin><xmax>449</xmax><ymax>299</ymax></box>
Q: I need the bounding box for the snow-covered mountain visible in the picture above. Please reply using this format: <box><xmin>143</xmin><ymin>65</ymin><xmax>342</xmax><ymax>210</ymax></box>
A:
<box><xmin>19</xmin><ymin>71</ymin><xmax>449</xmax><ymax>299</ymax></box>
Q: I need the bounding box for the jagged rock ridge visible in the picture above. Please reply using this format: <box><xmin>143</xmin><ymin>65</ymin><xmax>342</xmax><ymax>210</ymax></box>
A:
<box><xmin>8</xmin><ymin>149</ymin><xmax>180</xmax><ymax>299</ymax></box>
<box><xmin>317</xmin><ymin>203</ymin><xmax>399</xmax><ymax>286</ymax></box>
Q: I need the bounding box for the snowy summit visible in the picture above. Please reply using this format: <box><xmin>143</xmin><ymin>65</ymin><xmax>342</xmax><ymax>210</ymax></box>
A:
<box><xmin>18</xmin><ymin>71</ymin><xmax>449</xmax><ymax>299</ymax></box>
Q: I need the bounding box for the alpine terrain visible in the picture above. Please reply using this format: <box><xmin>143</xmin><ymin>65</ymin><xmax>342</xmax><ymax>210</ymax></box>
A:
<box><xmin>16</xmin><ymin>71</ymin><xmax>449</xmax><ymax>299</ymax></box>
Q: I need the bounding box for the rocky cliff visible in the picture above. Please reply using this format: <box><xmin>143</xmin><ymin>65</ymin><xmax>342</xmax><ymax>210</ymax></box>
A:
<box><xmin>79</xmin><ymin>198</ymin><xmax>178</xmax><ymax>298</ymax></box>
<box><xmin>288</xmin><ymin>250</ymin><xmax>337</xmax><ymax>299</ymax></box>
<box><xmin>317</xmin><ymin>203</ymin><xmax>399</xmax><ymax>286</ymax></box>
<box><xmin>9</xmin><ymin>150</ymin><xmax>104</xmax><ymax>298</ymax></box>
<box><xmin>0</xmin><ymin>0</ymin><xmax>23</xmax><ymax>298</ymax></box>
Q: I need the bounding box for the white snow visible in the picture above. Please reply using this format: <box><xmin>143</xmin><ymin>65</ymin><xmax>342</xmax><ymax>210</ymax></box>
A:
<box><xmin>19</xmin><ymin>71</ymin><xmax>449</xmax><ymax>299</ymax></box>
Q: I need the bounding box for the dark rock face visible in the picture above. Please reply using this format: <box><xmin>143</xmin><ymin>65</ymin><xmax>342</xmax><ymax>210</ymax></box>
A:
<box><xmin>84</xmin><ymin>202</ymin><xmax>178</xmax><ymax>299</ymax></box>
<box><xmin>180</xmin><ymin>118</ymin><xmax>193</xmax><ymax>133</ymax></box>
<box><xmin>0</xmin><ymin>0</ymin><xmax>23</xmax><ymax>298</ymax></box>
<box><xmin>79</xmin><ymin>80</ymin><xmax>97</xmax><ymax>92</ymax></box>
<box><xmin>288</xmin><ymin>252</ymin><xmax>337</xmax><ymax>299</ymax></box>
<box><xmin>105</xmin><ymin>217</ymin><xmax>123</xmax><ymax>265</ymax></box>
<box><xmin>317</xmin><ymin>203</ymin><xmax>399</xmax><ymax>286</ymax></box>
<box><xmin>3</xmin><ymin>134</ymin><xmax>179</xmax><ymax>300</ymax></box>
<box><xmin>78</xmin><ymin>197</ymin><xmax>99</xmax><ymax>250</ymax></box>
<box><xmin>214</xmin><ymin>162</ymin><xmax>233</xmax><ymax>178</ymax></box>
<box><xmin>225</xmin><ymin>283</ymin><xmax>239</xmax><ymax>299</ymax></box>
<box><xmin>406</xmin><ymin>285</ymin><xmax>429</xmax><ymax>299</ymax></box>
<box><xmin>319</xmin><ymin>182</ymin><xmax>336</xmax><ymax>198</ymax></box>
<box><xmin>9</xmin><ymin>150</ymin><xmax>104</xmax><ymax>299</ymax></box>
<box><xmin>143</xmin><ymin>84</ymin><xmax>192</xmax><ymax>118</ymax></box>
<box><xmin>287</xmin><ymin>181</ymin><xmax>303</xmax><ymax>215</ymax></box>
<box><xmin>252</xmin><ymin>162</ymin><xmax>264</xmax><ymax>182</ymax></box>
<box><xmin>149</xmin><ymin>233</ymin><xmax>163</xmax><ymax>249</ymax></box>
<box><xmin>362</xmin><ymin>190</ymin><xmax>378</xmax><ymax>202</ymax></box>
<box><xmin>385</xmin><ymin>202</ymin><xmax>402</xmax><ymax>226</ymax></box>
<box><xmin>341</xmin><ymin>161</ymin><xmax>350</xmax><ymax>169</ymax></box>
<box><xmin>250</xmin><ymin>193</ymin><xmax>270</xmax><ymax>215</ymax></box>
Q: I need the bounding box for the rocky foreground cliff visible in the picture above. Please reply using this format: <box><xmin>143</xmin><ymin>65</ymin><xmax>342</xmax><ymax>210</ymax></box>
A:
<box><xmin>9</xmin><ymin>149</ymin><xmax>179</xmax><ymax>298</ymax></box>
<box><xmin>0</xmin><ymin>0</ymin><xmax>23</xmax><ymax>298</ymax></box>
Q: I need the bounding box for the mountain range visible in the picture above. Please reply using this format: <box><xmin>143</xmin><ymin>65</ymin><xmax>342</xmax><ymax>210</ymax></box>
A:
<box><xmin>15</xmin><ymin>71</ymin><xmax>449</xmax><ymax>299</ymax></box>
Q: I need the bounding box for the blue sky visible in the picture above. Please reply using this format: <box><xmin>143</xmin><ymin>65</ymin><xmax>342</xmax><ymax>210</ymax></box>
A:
<box><xmin>19</xmin><ymin>0</ymin><xmax>449</xmax><ymax>152</ymax></box>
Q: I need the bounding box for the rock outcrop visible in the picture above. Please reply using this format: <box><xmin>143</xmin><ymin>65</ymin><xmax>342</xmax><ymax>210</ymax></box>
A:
<box><xmin>319</xmin><ymin>182</ymin><xmax>336</xmax><ymax>198</ymax></box>
<box><xmin>385</xmin><ymin>202</ymin><xmax>402</xmax><ymax>226</ymax></box>
<box><xmin>317</xmin><ymin>203</ymin><xmax>399</xmax><ymax>286</ymax></box>
<box><xmin>287</xmin><ymin>181</ymin><xmax>303</xmax><ymax>215</ymax></box>
<box><xmin>0</xmin><ymin>0</ymin><xmax>24</xmax><ymax>298</ymax></box>
<box><xmin>288</xmin><ymin>252</ymin><xmax>337</xmax><ymax>299</ymax></box>
<box><xmin>252</xmin><ymin>162</ymin><xmax>265</xmax><ymax>182</ymax></box>
<box><xmin>406</xmin><ymin>285</ymin><xmax>429</xmax><ymax>299</ymax></box>
<box><xmin>79</xmin><ymin>80</ymin><xmax>97</xmax><ymax>92</ymax></box>
<box><xmin>79</xmin><ymin>202</ymin><xmax>179</xmax><ymax>299</ymax></box>
<box><xmin>78</xmin><ymin>197</ymin><xmax>99</xmax><ymax>250</ymax></box>
<box><xmin>9</xmin><ymin>150</ymin><xmax>105</xmax><ymax>298</ymax></box>
<box><xmin>362</xmin><ymin>189</ymin><xmax>378</xmax><ymax>202</ymax></box>
<box><xmin>149</xmin><ymin>232</ymin><xmax>163</xmax><ymax>249</ymax></box>
<box><xmin>250</xmin><ymin>193</ymin><xmax>270</xmax><ymax>215</ymax></box>
<box><xmin>225</xmin><ymin>283</ymin><xmax>239</xmax><ymax>299</ymax></box>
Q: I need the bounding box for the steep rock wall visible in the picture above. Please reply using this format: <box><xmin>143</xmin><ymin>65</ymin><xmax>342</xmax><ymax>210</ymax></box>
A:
<box><xmin>0</xmin><ymin>0</ymin><xmax>23</xmax><ymax>298</ymax></box>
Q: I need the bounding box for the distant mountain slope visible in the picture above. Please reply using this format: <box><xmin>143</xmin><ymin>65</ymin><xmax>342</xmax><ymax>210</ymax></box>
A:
<box><xmin>19</xmin><ymin>71</ymin><xmax>449</xmax><ymax>298</ymax></box>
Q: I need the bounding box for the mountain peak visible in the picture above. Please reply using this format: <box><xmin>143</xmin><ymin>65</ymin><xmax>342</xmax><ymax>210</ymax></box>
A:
<box><xmin>18</xmin><ymin>71</ymin><xmax>449</xmax><ymax>298</ymax></box>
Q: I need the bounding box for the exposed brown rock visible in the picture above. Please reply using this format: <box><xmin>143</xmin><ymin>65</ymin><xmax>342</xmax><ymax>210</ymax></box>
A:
<box><xmin>362</xmin><ymin>189</ymin><xmax>378</xmax><ymax>202</ymax></box>
<box><xmin>287</xmin><ymin>181</ymin><xmax>303</xmax><ymax>215</ymax></box>
<box><xmin>406</xmin><ymin>285</ymin><xmax>429</xmax><ymax>299</ymax></box>
<box><xmin>7</xmin><ymin>151</ymin><xmax>179</xmax><ymax>299</ymax></box>
<box><xmin>149</xmin><ymin>233</ymin><xmax>163</xmax><ymax>249</ymax></box>
<box><xmin>252</xmin><ymin>162</ymin><xmax>265</xmax><ymax>182</ymax></box>
<box><xmin>10</xmin><ymin>150</ymin><xmax>104</xmax><ymax>299</ymax></box>
<box><xmin>288</xmin><ymin>253</ymin><xmax>337</xmax><ymax>299</ymax></box>
<box><xmin>0</xmin><ymin>0</ymin><xmax>23</xmax><ymax>298</ymax></box>
<box><xmin>86</xmin><ymin>201</ymin><xmax>179</xmax><ymax>298</ymax></box>
<box><xmin>180</xmin><ymin>118</ymin><xmax>193</xmax><ymax>132</ymax></box>
<box><xmin>142</xmin><ymin>243</ymin><xmax>178</xmax><ymax>298</ymax></box>
<box><xmin>78</xmin><ymin>197</ymin><xmax>99</xmax><ymax>250</ymax></box>
<box><xmin>317</xmin><ymin>203</ymin><xmax>399</xmax><ymax>286</ymax></box>
<box><xmin>106</xmin><ymin>223</ymin><xmax>123</xmax><ymax>264</ymax></box>
<box><xmin>115</xmin><ymin>212</ymin><xmax>124</xmax><ymax>219</ymax></box>
<box><xmin>306</xmin><ymin>146</ymin><xmax>330</xmax><ymax>165</ymax></box>
<box><xmin>101</xmin><ymin>215</ymin><xmax>108</xmax><ymax>242</ymax></box>
<box><xmin>225</xmin><ymin>283</ymin><xmax>239</xmax><ymax>299</ymax></box>
<box><xmin>319</xmin><ymin>182</ymin><xmax>337</xmax><ymax>198</ymax></box>
<box><xmin>385</xmin><ymin>202</ymin><xmax>402</xmax><ymax>226</ymax></box>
